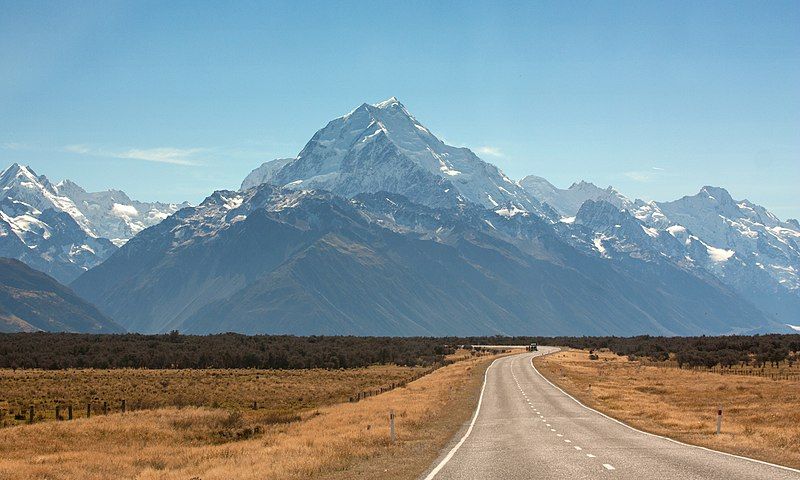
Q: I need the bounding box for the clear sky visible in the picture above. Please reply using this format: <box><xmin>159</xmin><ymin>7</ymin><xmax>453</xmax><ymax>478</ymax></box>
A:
<box><xmin>1</xmin><ymin>1</ymin><xmax>798</xmax><ymax>218</ymax></box>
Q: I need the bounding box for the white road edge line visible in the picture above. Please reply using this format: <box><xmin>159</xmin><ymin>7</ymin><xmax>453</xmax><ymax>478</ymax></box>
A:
<box><xmin>422</xmin><ymin>355</ymin><xmax>504</xmax><ymax>480</ymax></box>
<box><xmin>531</xmin><ymin>350</ymin><xmax>800</xmax><ymax>474</ymax></box>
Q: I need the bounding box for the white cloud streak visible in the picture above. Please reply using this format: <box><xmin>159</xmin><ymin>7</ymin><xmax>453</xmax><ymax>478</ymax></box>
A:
<box><xmin>117</xmin><ymin>147</ymin><xmax>202</xmax><ymax>165</ymax></box>
<box><xmin>64</xmin><ymin>145</ymin><xmax>201</xmax><ymax>166</ymax></box>
<box><xmin>623</xmin><ymin>171</ymin><xmax>653</xmax><ymax>182</ymax></box>
<box><xmin>2</xmin><ymin>142</ymin><xmax>28</xmax><ymax>151</ymax></box>
<box><xmin>63</xmin><ymin>144</ymin><xmax>91</xmax><ymax>154</ymax></box>
<box><xmin>623</xmin><ymin>167</ymin><xmax>668</xmax><ymax>182</ymax></box>
<box><xmin>476</xmin><ymin>146</ymin><xmax>504</xmax><ymax>157</ymax></box>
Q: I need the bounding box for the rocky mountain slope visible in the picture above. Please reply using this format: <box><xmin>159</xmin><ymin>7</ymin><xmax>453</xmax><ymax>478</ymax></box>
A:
<box><xmin>0</xmin><ymin>257</ymin><xmax>122</xmax><ymax>333</ymax></box>
<box><xmin>71</xmin><ymin>183</ymin><xmax>780</xmax><ymax>335</ymax></box>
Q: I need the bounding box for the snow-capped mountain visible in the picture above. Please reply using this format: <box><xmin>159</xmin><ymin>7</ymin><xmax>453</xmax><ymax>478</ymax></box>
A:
<box><xmin>560</xmin><ymin>187</ymin><xmax>800</xmax><ymax>326</ymax></box>
<box><xmin>0</xmin><ymin>163</ymin><xmax>188</xmax><ymax>282</ymax></box>
<box><xmin>654</xmin><ymin>186</ymin><xmax>799</xmax><ymax>291</ymax></box>
<box><xmin>516</xmin><ymin>174</ymin><xmax>799</xmax><ymax>311</ymax></box>
<box><xmin>234</xmin><ymin>97</ymin><xmax>796</xmax><ymax>332</ymax></box>
<box><xmin>519</xmin><ymin>176</ymin><xmax>632</xmax><ymax>217</ymax></box>
<box><xmin>0</xmin><ymin>164</ymin><xmax>117</xmax><ymax>282</ymax></box>
<box><xmin>72</xmin><ymin>182</ymin><xmax>777</xmax><ymax>335</ymax></box>
<box><xmin>0</xmin><ymin>164</ymin><xmax>93</xmax><ymax>231</ymax></box>
<box><xmin>3</xmin><ymin>98</ymin><xmax>794</xmax><ymax>335</ymax></box>
<box><xmin>642</xmin><ymin>187</ymin><xmax>800</xmax><ymax>324</ymax></box>
<box><xmin>572</xmin><ymin>199</ymin><xmax>685</xmax><ymax>262</ymax></box>
<box><xmin>241</xmin><ymin>158</ymin><xmax>294</xmax><ymax>190</ymax></box>
<box><xmin>56</xmin><ymin>179</ymin><xmax>189</xmax><ymax>246</ymax></box>
<box><xmin>242</xmin><ymin>97</ymin><xmax>555</xmax><ymax>218</ymax></box>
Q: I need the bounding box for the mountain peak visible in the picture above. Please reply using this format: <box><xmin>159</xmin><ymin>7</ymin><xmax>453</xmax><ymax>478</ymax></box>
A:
<box><xmin>55</xmin><ymin>179</ymin><xmax>87</xmax><ymax>195</ymax></box>
<box><xmin>373</xmin><ymin>96</ymin><xmax>402</xmax><ymax>109</ymax></box>
<box><xmin>698</xmin><ymin>185</ymin><xmax>733</xmax><ymax>203</ymax></box>
<box><xmin>0</xmin><ymin>163</ymin><xmax>40</xmax><ymax>185</ymax></box>
<box><xmin>568</xmin><ymin>180</ymin><xmax>597</xmax><ymax>190</ymax></box>
<box><xmin>243</xmin><ymin>98</ymin><xmax>537</xmax><ymax>213</ymax></box>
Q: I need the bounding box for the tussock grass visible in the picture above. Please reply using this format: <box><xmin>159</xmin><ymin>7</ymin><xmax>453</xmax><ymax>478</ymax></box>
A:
<box><xmin>0</xmin><ymin>355</ymin><xmax>496</xmax><ymax>479</ymax></box>
<box><xmin>536</xmin><ymin>349</ymin><xmax>800</xmax><ymax>469</ymax></box>
<box><xmin>0</xmin><ymin>366</ymin><xmax>424</xmax><ymax>426</ymax></box>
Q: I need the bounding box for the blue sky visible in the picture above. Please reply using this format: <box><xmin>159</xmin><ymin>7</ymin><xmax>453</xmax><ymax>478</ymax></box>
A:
<box><xmin>1</xmin><ymin>1</ymin><xmax>798</xmax><ymax>218</ymax></box>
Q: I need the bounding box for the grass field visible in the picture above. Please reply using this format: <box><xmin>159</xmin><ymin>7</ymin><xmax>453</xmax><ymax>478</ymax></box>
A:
<box><xmin>0</xmin><ymin>365</ymin><xmax>428</xmax><ymax>427</ymax></box>
<box><xmin>535</xmin><ymin>348</ymin><xmax>800</xmax><ymax>469</ymax></box>
<box><xmin>0</xmin><ymin>351</ymin><xmax>499</xmax><ymax>479</ymax></box>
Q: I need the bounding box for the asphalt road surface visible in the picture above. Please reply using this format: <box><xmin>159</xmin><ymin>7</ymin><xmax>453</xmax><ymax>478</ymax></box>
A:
<box><xmin>422</xmin><ymin>347</ymin><xmax>800</xmax><ymax>480</ymax></box>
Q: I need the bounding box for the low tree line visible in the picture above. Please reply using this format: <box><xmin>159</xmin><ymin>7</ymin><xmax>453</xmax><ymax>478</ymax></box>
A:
<box><xmin>456</xmin><ymin>334</ymin><xmax>800</xmax><ymax>369</ymax></box>
<box><xmin>0</xmin><ymin>332</ymin><xmax>453</xmax><ymax>369</ymax></box>
<box><xmin>1</xmin><ymin>333</ymin><xmax>797</xmax><ymax>370</ymax></box>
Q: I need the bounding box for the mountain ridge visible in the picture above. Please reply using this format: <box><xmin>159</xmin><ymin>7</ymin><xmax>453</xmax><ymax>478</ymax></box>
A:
<box><xmin>3</xmin><ymin>98</ymin><xmax>797</xmax><ymax>334</ymax></box>
<box><xmin>0</xmin><ymin>257</ymin><xmax>123</xmax><ymax>333</ymax></box>
<box><xmin>0</xmin><ymin>163</ymin><xmax>189</xmax><ymax>283</ymax></box>
<box><xmin>72</xmin><ymin>182</ymin><xmax>783</xmax><ymax>335</ymax></box>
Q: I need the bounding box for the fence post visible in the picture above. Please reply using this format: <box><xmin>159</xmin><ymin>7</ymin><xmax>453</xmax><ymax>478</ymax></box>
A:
<box><xmin>87</xmin><ymin>402</ymin><xmax>91</xmax><ymax>418</ymax></box>
<box><xmin>121</xmin><ymin>399</ymin><xmax>126</xmax><ymax>414</ymax></box>
<box><xmin>716</xmin><ymin>405</ymin><xmax>722</xmax><ymax>434</ymax></box>
<box><xmin>55</xmin><ymin>405</ymin><xmax>61</xmax><ymax>421</ymax></box>
<box><xmin>103</xmin><ymin>401</ymin><xmax>108</xmax><ymax>415</ymax></box>
<box><xmin>68</xmin><ymin>405</ymin><xmax>73</xmax><ymax>420</ymax></box>
<box><xmin>389</xmin><ymin>410</ymin><xmax>396</xmax><ymax>443</ymax></box>
<box><xmin>28</xmin><ymin>405</ymin><xmax>34</xmax><ymax>424</ymax></box>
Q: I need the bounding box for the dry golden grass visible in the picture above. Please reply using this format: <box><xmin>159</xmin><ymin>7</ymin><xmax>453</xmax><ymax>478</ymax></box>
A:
<box><xmin>0</xmin><ymin>366</ymin><xmax>426</xmax><ymax>426</ymax></box>
<box><xmin>535</xmin><ymin>349</ymin><xmax>800</xmax><ymax>469</ymax></box>
<box><xmin>0</xmin><ymin>354</ymin><xmax>497</xmax><ymax>479</ymax></box>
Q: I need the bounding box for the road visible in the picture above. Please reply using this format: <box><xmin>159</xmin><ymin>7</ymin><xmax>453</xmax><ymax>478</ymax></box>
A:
<box><xmin>422</xmin><ymin>347</ymin><xmax>800</xmax><ymax>480</ymax></box>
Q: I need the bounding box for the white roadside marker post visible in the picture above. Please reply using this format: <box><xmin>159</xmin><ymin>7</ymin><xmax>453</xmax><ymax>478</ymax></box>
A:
<box><xmin>390</xmin><ymin>410</ymin><xmax>396</xmax><ymax>443</ymax></box>
<box><xmin>716</xmin><ymin>405</ymin><xmax>722</xmax><ymax>434</ymax></box>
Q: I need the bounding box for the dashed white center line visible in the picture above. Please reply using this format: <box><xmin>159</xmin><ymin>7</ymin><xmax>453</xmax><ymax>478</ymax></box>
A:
<box><xmin>550</xmin><ymin>429</ymin><xmax>556</xmax><ymax>432</ymax></box>
<box><xmin>574</xmin><ymin>446</ymin><xmax>582</xmax><ymax>451</ymax></box>
<box><xmin>556</xmin><ymin>433</ymin><xmax>563</xmax><ymax>437</ymax></box>
<box><xmin>564</xmin><ymin>440</ymin><xmax>571</xmax><ymax>443</ymax></box>
<box><xmin>587</xmin><ymin>454</ymin><xmax>596</xmax><ymax>458</ymax></box>
<box><xmin>603</xmin><ymin>464</ymin><xmax>615</xmax><ymax>471</ymax></box>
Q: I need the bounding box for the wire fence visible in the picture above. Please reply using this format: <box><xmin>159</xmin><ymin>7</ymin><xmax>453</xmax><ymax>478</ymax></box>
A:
<box><xmin>637</xmin><ymin>360</ymin><xmax>800</xmax><ymax>381</ymax></box>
